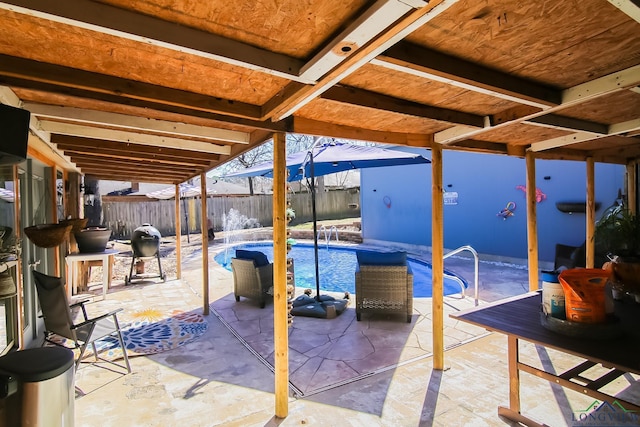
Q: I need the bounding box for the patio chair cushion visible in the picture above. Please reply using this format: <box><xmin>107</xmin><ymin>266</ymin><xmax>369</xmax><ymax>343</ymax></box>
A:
<box><xmin>235</xmin><ymin>249</ymin><xmax>270</xmax><ymax>267</ymax></box>
<box><xmin>356</xmin><ymin>250</ymin><xmax>407</xmax><ymax>266</ymax></box>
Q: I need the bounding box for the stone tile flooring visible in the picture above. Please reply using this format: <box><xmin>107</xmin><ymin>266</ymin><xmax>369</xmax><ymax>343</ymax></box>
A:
<box><xmin>70</xmin><ymin>241</ymin><xmax>640</xmax><ymax>426</ymax></box>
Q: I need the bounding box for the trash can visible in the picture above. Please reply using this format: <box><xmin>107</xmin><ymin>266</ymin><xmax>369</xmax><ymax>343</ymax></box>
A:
<box><xmin>0</xmin><ymin>347</ymin><xmax>75</xmax><ymax>426</ymax></box>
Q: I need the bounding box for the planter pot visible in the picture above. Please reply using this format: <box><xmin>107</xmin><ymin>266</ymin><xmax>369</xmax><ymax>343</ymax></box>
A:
<box><xmin>24</xmin><ymin>224</ymin><xmax>72</xmax><ymax>248</ymax></box>
<box><xmin>74</xmin><ymin>227</ymin><xmax>111</xmax><ymax>253</ymax></box>
<box><xmin>609</xmin><ymin>259</ymin><xmax>640</xmax><ymax>295</ymax></box>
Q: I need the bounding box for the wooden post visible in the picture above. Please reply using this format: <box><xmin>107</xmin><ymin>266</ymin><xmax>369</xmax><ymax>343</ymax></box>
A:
<box><xmin>273</xmin><ymin>132</ymin><xmax>289</xmax><ymax>418</ymax></box>
<box><xmin>628</xmin><ymin>161</ymin><xmax>637</xmax><ymax>215</ymax></box>
<box><xmin>175</xmin><ymin>184</ymin><xmax>182</xmax><ymax>280</ymax></box>
<box><xmin>586</xmin><ymin>157</ymin><xmax>595</xmax><ymax>268</ymax></box>
<box><xmin>431</xmin><ymin>144</ymin><xmax>444</xmax><ymax>370</ymax></box>
<box><xmin>201</xmin><ymin>174</ymin><xmax>209</xmax><ymax>315</ymax></box>
<box><xmin>525</xmin><ymin>151</ymin><xmax>539</xmax><ymax>291</ymax></box>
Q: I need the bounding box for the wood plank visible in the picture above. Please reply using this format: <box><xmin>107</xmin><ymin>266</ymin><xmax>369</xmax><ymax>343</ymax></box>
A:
<box><xmin>431</xmin><ymin>143</ymin><xmax>444</xmax><ymax>370</ymax></box>
<box><xmin>525</xmin><ymin>151</ymin><xmax>539</xmax><ymax>292</ymax></box>
<box><xmin>0</xmin><ymin>55</ymin><xmax>263</xmax><ymax>120</ymax></box>
<box><xmin>298</xmin><ymin>98</ymin><xmax>448</xmax><ymax>134</ymax></box>
<box><xmin>14</xmin><ymin>86</ymin><xmax>288</xmax><ymax>133</ymax></box>
<box><xmin>175</xmin><ymin>184</ymin><xmax>181</xmax><ymax>280</ymax></box>
<box><xmin>299</xmin><ymin>0</ymin><xmax>426</xmax><ymax>81</ymax></box>
<box><xmin>407</xmin><ymin>0</ymin><xmax>633</xmax><ymax>85</ymax></box>
<box><xmin>52</xmin><ymin>135</ymin><xmax>219</xmax><ymax>164</ymax></box>
<box><xmin>82</xmin><ymin>171</ymin><xmax>180</xmax><ymax>184</ymax></box>
<box><xmin>526</xmin><ymin>114</ymin><xmax>608</xmax><ymax>134</ymax></box>
<box><xmin>70</xmin><ymin>160</ymin><xmax>197</xmax><ymax>175</ymax></box>
<box><xmin>322</xmin><ymin>85</ymin><xmax>486</xmax><ymax>127</ymax></box>
<box><xmin>344</xmin><ymin>62</ymin><xmax>519</xmax><ymax>116</ymax></box>
<box><xmin>263</xmin><ymin>0</ymin><xmax>459</xmax><ymax>120</ymax></box>
<box><xmin>292</xmin><ymin>116</ymin><xmax>432</xmax><ymax>147</ymax></box>
<box><xmin>59</xmin><ymin>147</ymin><xmax>214</xmax><ymax>168</ymax></box>
<box><xmin>607</xmin><ymin>0</ymin><xmax>640</xmax><ymax>23</ymax></box>
<box><xmin>628</xmin><ymin>161</ymin><xmax>637</xmax><ymax>215</ymax></box>
<box><xmin>272</xmin><ymin>132</ymin><xmax>288</xmax><ymax>418</ymax></box>
<box><xmin>586</xmin><ymin>157</ymin><xmax>595</xmax><ymax>268</ymax></box>
<box><xmin>24</xmin><ymin>103</ymin><xmax>251</xmax><ymax>144</ymax></box>
<box><xmin>378</xmin><ymin>42</ymin><xmax>561</xmax><ymax>107</ymax></box>
<box><xmin>78</xmin><ymin>166</ymin><xmax>188</xmax><ymax>180</ymax></box>
<box><xmin>0</xmin><ymin>0</ymin><xmax>307</xmax><ymax>82</ymax></box>
<box><xmin>41</xmin><ymin>121</ymin><xmax>231</xmax><ymax>155</ymax></box>
<box><xmin>200</xmin><ymin>172</ymin><xmax>209</xmax><ymax>315</ymax></box>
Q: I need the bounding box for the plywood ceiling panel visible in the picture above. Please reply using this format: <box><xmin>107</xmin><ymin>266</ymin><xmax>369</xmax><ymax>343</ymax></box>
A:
<box><xmin>0</xmin><ymin>9</ymin><xmax>287</xmax><ymax>104</ymax></box>
<box><xmin>566</xmin><ymin>135</ymin><xmax>638</xmax><ymax>151</ymax></box>
<box><xmin>516</xmin><ymin>20</ymin><xmax>640</xmax><ymax>87</ymax></box>
<box><xmin>406</xmin><ymin>0</ymin><xmax>632</xmax><ymax>86</ymax></box>
<box><xmin>102</xmin><ymin>0</ymin><xmax>368</xmax><ymax>59</ymax></box>
<box><xmin>558</xmin><ymin>91</ymin><xmax>640</xmax><ymax>125</ymax></box>
<box><xmin>342</xmin><ymin>63</ymin><xmax>520</xmax><ymax>115</ymax></box>
<box><xmin>298</xmin><ymin>99</ymin><xmax>449</xmax><ymax>134</ymax></box>
<box><xmin>473</xmin><ymin>122</ymin><xmax>571</xmax><ymax>146</ymax></box>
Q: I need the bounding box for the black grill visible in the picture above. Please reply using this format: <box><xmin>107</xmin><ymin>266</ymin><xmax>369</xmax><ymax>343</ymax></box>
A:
<box><xmin>125</xmin><ymin>223</ymin><xmax>166</xmax><ymax>285</ymax></box>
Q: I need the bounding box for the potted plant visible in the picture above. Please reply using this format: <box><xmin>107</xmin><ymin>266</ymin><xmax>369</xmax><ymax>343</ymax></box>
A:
<box><xmin>595</xmin><ymin>205</ymin><xmax>640</xmax><ymax>298</ymax></box>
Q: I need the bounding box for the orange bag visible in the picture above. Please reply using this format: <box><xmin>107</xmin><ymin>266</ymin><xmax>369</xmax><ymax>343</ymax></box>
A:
<box><xmin>558</xmin><ymin>269</ymin><xmax>608</xmax><ymax>324</ymax></box>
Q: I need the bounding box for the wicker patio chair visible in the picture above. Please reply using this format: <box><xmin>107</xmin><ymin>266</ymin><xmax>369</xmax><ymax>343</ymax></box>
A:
<box><xmin>355</xmin><ymin>251</ymin><xmax>413</xmax><ymax>323</ymax></box>
<box><xmin>231</xmin><ymin>251</ymin><xmax>273</xmax><ymax>308</ymax></box>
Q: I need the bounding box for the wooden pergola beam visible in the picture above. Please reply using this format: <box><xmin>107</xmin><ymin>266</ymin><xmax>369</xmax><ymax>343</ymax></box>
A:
<box><xmin>41</xmin><ymin>121</ymin><xmax>231</xmax><ymax>155</ymax></box>
<box><xmin>322</xmin><ymin>85</ymin><xmax>486</xmax><ymax>127</ymax></box>
<box><xmin>0</xmin><ymin>55</ymin><xmax>262</xmax><ymax>120</ymax></box>
<box><xmin>52</xmin><ymin>135</ymin><xmax>219</xmax><ymax>165</ymax></box>
<box><xmin>376</xmin><ymin>42</ymin><xmax>561</xmax><ymax>108</ymax></box>
<box><xmin>23</xmin><ymin>103</ymin><xmax>251</xmax><ymax>144</ymax></box>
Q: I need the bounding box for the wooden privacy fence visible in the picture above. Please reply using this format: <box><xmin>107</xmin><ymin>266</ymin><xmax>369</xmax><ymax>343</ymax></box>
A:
<box><xmin>102</xmin><ymin>189</ymin><xmax>361</xmax><ymax>239</ymax></box>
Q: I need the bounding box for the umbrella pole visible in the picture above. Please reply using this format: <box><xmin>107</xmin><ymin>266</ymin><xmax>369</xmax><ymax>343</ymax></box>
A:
<box><xmin>182</xmin><ymin>197</ymin><xmax>190</xmax><ymax>243</ymax></box>
<box><xmin>310</xmin><ymin>153</ymin><xmax>321</xmax><ymax>302</ymax></box>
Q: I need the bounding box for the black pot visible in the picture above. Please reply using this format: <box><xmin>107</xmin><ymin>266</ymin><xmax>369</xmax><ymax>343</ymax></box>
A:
<box><xmin>131</xmin><ymin>223</ymin><xmax>161</xmax><ymax>257</ymax></box>
<box><xmin>74</xmin><ymin>227</ymin><xmax>111</xmax><ymax>253</ymax></box>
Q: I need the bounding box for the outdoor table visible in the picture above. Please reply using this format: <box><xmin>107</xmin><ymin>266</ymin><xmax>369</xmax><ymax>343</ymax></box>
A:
<box><xmin>451</xmin><ymin>291</ymin><xmax>640</xmax><ymax>426</ymax></box>
<box><xmin>65</xmin><ymin>249</ymin><xmax>119</xmax><ymax>301</ymax></box>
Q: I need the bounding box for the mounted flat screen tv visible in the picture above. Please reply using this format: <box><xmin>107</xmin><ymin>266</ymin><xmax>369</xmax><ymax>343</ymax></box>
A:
<box><xmin>0</xmin><ymin>104</ymin><xmax>30</xmax><ymax>165</ymax></box>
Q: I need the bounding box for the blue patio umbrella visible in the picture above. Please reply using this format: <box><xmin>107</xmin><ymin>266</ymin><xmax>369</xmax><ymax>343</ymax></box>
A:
<box><xmin>225</xmin><ymin>141</ymin><xmax>431</xmax><ymax>318</ymax></box>
<box><xmin>225</xmin><ymin>141</ymin><xmax>431</xmax><ymax>181</ymax></box>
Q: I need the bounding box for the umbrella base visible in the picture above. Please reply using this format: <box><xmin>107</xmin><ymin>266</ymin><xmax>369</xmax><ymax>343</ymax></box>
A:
<box><xmin>290</xmin><ymin>294</ymin><xmax>349</xmax><ymax>319</ymax></box>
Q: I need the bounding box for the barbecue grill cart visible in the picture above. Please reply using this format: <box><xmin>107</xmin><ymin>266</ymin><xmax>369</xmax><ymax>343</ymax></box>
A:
<box><xmin>124</xmin><ymin>223</ymin><xmax>166</xmax><ymax>285</ymax></box>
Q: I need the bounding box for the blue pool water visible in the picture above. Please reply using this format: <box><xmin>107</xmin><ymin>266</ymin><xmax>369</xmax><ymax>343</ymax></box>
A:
<box><xmin>214</xmin><ymin>243</ymin><xmax>467</xmax><ymax>298</ymax></box>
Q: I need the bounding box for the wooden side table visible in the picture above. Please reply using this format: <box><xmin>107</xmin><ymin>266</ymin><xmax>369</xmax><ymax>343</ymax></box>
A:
<box><xmin>65</xmin><ymin>249</ymin><xmax>119</xmax><ymax>300</ymax></box>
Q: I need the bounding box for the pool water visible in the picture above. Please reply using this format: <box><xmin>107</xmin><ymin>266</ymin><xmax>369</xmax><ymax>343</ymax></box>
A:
<box><xmin>214</xmin><ymin>243</ymin><xmax>467</xmax><ymax>298</ymax></box>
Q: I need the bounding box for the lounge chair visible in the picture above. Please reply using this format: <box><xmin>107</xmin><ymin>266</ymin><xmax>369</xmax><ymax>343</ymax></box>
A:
<box><xmin>231</xmin><ymin>250</ymin><xmax>273</xmax><ymax>308</ymax></box>
<box><xmin>32</xmin><ymin>270</ymin><xmax>131</xmax><ymax>373</ymax></box>
<box><xmin>355</xmin><ymin>251</ymin><xmax>413</xmax><ymax>323</ymax></box>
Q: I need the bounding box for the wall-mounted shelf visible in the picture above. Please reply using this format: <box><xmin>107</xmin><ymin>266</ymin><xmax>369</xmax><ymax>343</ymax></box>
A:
<box><xmin>555</xmin><ymin>201</ymin><xmax>601</xmax><ymax>214</ymax></box>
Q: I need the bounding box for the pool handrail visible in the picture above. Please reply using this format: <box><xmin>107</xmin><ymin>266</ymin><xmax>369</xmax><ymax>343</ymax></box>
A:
<box><xmin>443</xmin><ymin>245</ymin><xmax>479</xmax><ymax>306</ymax></box>
<box><xmin>317</xmin><ymin>225</ymin><xmax>339</xmax><ymax>247</ymax></box>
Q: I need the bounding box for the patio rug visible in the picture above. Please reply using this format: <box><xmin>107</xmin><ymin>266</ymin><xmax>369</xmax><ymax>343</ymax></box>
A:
<box><xmin>211</xmin><ymin>292</ymin><xmax>488</xmax><ymax>397</ymax></box>
<box><xmin>89</xmin><ymin>309</ymin><xmax>208</xmax><ymax>360</ymax></box>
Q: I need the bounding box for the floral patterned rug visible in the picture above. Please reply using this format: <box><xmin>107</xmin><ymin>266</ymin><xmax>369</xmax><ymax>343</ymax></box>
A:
<box><xmin>93</xmin><ymin>309</ymin><xmax>208</xmax><ymax>359</ymax></box>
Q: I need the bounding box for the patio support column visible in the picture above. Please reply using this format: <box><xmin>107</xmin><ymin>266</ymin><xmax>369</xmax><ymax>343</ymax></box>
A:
<box><xmin>628</xmin><ymin>161</ymin><xmax>637</xmax><ymax>215</ymax></box>
<box><xmin>525</xmin><ymin>151</ymin><xmax>539</xmax><ymax>291</ymax></box>
<box><xmin>200</xmin><ymin>174</ymin><xmax>210</xmax><ymax>315</ymax></box>
<box><xmin>431</xmin><ymin>144</ymin><xmax>445</xmax><ymax>370</ymax></box>
<box><xmin>175</xmin><ymin>184</ymin><xmax>182</xmax><ymax>280</ymax></box>
<box><xmin>586</xmin><ymin>157</ymin><xmax>595</xmax><ymax>268</ymax></box>
<box><xmin>273</xmin><ymin>132</ymin><xmax>289</xmax><ymax>418</ymax></box>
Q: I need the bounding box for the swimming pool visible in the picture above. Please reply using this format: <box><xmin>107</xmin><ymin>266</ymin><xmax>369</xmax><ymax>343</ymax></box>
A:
<box><xmin>214</xmin><ymin>243</ymin><xmax>467</xmax><ymax>298</ymax></box>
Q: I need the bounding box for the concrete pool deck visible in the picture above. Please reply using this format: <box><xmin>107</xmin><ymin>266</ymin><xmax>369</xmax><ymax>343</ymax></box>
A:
<box><xmin>72</xmin><ymin>238</ymin><xmax>640</xmax><ymax>426</ymax></box>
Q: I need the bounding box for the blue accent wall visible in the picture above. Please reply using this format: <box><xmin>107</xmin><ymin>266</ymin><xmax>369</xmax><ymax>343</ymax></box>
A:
<box><xmin>361</xmin><ymin>150</ymin><xmax>625</xmax><ymax>261</ymax></box>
